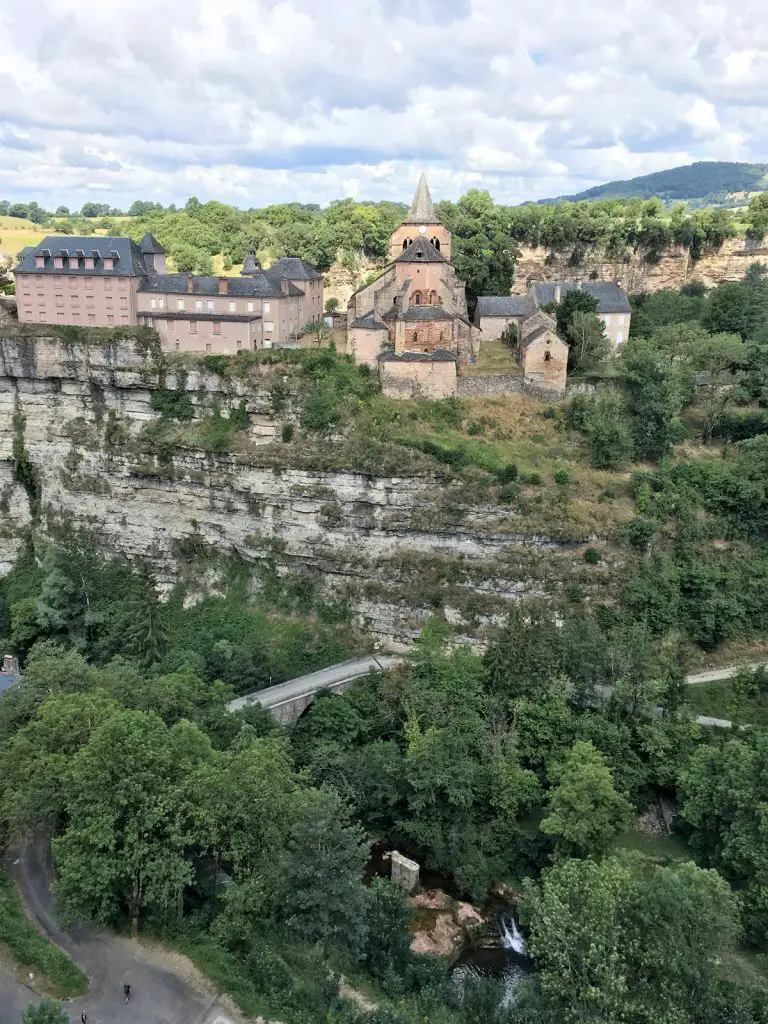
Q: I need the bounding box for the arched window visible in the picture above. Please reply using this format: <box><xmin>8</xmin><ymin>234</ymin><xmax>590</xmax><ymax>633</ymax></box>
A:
<box><xmin>402</xmin><ymin>237</ymin><xmax>413</xmax><ymax>250</ymax></box>
<box><xmin>439</xmin><ymin>331</ymin><xmax>445</xmax><ymax>343</ymax></box>
<box><xmin>412</xmin><ymin>331</ymin><xmax>418</xmax><ymax>345</ymax></box>
<box><xmin>431</xmin><ymin>237</ymin><xmax>441</xmax><ymax>251</ymax></box>
<box><xmin>544</xmin><ymin>349</ymin><xmax>552</xmax><ymax>362</ymax></box>
<box><xmin>413</xmin><ymin>291</ymin><xmax>422</xmax><ymax>305</ymax></box>
<box><xmin>430</xmin><ymin>290</ymin><xmax>438</xmax><ymax>305</ymax></box>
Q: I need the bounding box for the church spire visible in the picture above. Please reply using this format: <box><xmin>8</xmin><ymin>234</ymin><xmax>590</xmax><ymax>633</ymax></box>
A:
<box><xmin>404</xmin><ymin>173</ymin><xmax>438</xmax><ymax>224</ymax></box>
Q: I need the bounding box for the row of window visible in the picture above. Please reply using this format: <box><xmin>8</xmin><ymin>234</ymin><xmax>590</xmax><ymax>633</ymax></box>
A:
<box><xmin>149</xmin><ymin>296</ymin><xmax>271</xmax><ymax>314</ymax></box>
<box><xmin>49</xmin><ymin>294</ymin><xmax>128</xmax><ymax>309</ymax></box>
<box><xmin>603</xmin><ymin>314</ymin><xmax>626</xmax><ymax>326</ymax></box>
<box><xmin>21</xmin><ymin>276</ymin><xmax>128</xmax><ymax>291</ymax></box>
<box><xmin>24</xmin><ymin>311</ymin><xmax>129</xmax><ymax>325</ymax></box>
<box><xmin>35</xmin><ymin>256</ymin><xmax>119</xmax><ymax>271</ymax></box>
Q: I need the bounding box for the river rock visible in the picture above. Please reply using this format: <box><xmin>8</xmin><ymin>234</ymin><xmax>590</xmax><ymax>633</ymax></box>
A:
<box><xmin>412</xmin><ymin>889</ymin><xmax>449</xmax><ymax>910</ymax></box>
<box><xmin>410</xmin><ymin>912</ymin><xmax>462</xmax><ymax>956</ymax></box>
<box><xmin>455</xmin><ymin>901</ymin><xmax>484</xmax><ymax>926</ymax></box>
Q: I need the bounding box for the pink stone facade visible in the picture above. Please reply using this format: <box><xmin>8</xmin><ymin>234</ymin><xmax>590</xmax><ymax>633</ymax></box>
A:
<box><xmin>14</xmin><ymin>236</ymin><xmax>323</xmax><ymax>356</ymax></box>
<box><xmin>15</xmin><ymin>272</ymin><xmax>139</xmax><ymax>328</ymax></box>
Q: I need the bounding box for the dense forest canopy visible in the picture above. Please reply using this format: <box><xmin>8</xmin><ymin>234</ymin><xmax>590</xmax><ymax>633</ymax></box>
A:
<box><xmin>539</xmin><ymin>160</ymin><xmax>768</xmax><ymax>206</ymax></box>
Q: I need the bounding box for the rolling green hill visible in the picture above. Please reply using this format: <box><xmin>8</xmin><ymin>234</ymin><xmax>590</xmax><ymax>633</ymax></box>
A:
<box><xmin>538</xmin><ymin>160</ymin><xmax>768</xmax><ymax>206</ymax></box>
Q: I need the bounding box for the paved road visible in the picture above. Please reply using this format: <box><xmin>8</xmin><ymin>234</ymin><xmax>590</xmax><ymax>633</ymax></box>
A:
<box><xmin>227</xmin><ymin>653</ymin><xmax>404</xmax><ymax>712</ymax></box>
<box><xmin>686</xmin><ymin>662</ymin><xmax>766</xmax><ymax>686</ymax></box>
<box><xmin>1</xmin><ymin>843</ymin><xmax>237</xmax><ymax>1024</ymax></box>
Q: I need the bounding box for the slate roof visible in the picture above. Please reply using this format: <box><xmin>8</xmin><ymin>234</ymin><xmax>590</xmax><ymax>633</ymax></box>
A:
<box><xmin>520</xmin><ymin>309</ymin><xmax>557</xmax><ymax>338</ymax></box>
<box><xmin>522</xmin><ymin>324</ymin><xmax>562</xmax><ymax>348</ymax></box>
<box><xmin>241</xmin><ymin>249</ymin><xmax>262</xmax><ymax>276</ymax></box>
<box><xmin>349</xmin><ymin>313</ymin><xmax>389</xmax><ymax>331</ymax></box>
<box><xmin>395</xmin><ymin>237</ymin><xmax>445</xmax><ymax>264</ymax></box>
<box><xmin>379</xmin><ymin>348</ymin><xmax>457</xmax><ymax>362</ymax></box>
<box><xmin>403</xmin><ymin>173</ymin><xmax>438</xmax><ymax>224</ymax></box>
<box><xmin>146</xmin><ymin>312</ymin><xmax>262</xmax><ymax>323</ymax></box>
<box><xmin>139</xmin><ymin>232</ymin><xmax>166</xmax><ymax>254</ymax></box>
<box><xmin>138</xmin><ymin>273</ymin><xmax>302</xmax><ymax>298</ymax></box>
<box><xmin>267</xmin><ymin>256</ymin><xmax>323</xmax><ymax>281</ymax></box>
<box><xmin>15</xmin><ymin>236</ymin><xmax>150</xmax><ymax>276</ymax></box>
<box><xmin>531</xmin><ymin>281</ymin><xmax>631</xmax><ymax>314</ymax></box>
<box><xmin>475</xmin><ymin>295</ymin><xmax>536</xmax><ymax>317</ymax></box>
<box><xmin>401</xmin><ymin>305</ymin><xmax>453</xmax><ymax>321</ymax></box>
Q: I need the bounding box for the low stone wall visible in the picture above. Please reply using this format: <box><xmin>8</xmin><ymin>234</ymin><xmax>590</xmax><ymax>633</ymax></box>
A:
<box><xmin>458</xmin><ymin>373</ymin><xmax>564</xmax><ymax>402</ymax></box>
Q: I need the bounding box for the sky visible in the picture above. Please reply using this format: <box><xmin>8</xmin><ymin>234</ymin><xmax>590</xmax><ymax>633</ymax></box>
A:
<box><xmin>1</xmin><ymin>0</ymin><xmax>768</xmax><ymax>211</ymax></box>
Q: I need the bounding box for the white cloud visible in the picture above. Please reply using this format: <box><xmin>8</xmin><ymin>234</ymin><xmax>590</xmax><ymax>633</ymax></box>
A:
<box><xmin>0</xmin><ymin>0</ymin><xmax>767</xmax><ymax>209</ymax></box>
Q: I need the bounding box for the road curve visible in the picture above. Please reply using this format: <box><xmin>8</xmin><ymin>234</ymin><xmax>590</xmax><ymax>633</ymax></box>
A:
<box><xmin>2</xmin><ymin>843</ymin><xmax>235</xmax><ymax>1024</ymax></box>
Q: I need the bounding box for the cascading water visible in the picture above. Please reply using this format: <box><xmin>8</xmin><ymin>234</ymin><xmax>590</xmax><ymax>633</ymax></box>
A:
<box><xmin>499</xmin><ymin>914</ymin><xmax>528</xmax><ymax>956</ymax></box>
<box><xmin>451</xmin><ymin>911</ymin><xmax>533</xmax><ymax>1007</ymax></box>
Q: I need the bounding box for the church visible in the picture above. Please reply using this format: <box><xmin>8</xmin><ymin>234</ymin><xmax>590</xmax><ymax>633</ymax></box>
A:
<box><xmin>347</xmin><ymin>175</ymin><xmax>480</xmax><ymax>369</ymax></box>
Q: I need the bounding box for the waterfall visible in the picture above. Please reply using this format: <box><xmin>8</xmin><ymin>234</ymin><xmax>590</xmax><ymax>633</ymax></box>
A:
<box><xmin>499</xmin><ymin>914</ymin><xmax>528</xmax><ymax>955</ymax></box>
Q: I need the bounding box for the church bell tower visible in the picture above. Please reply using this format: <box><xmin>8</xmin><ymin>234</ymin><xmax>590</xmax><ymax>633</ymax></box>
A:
<box><xmin>389</xmin><ymin>173</ymin><xmax>452</xmax><ymax>261</ymax></box>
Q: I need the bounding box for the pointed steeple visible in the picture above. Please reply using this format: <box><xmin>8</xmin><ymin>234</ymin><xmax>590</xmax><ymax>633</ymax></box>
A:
<box><xmin>240</xmin><ymin>246</ymin><xmax>262</xmax><ymax>276</ymax></box>
<box><xmin>404</xmin><ymin>173</ymin><xmax>438</xmax><ymax>224</ymax></box>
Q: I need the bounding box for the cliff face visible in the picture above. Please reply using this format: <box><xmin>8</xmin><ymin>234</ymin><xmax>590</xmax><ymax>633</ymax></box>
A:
<box><xmin>512</xmin><ymin>237</ymin><xmax>768</xmax><ymax>294</ymax></box>
<box><xmin>0</xmin><ymin>337</ymin><xmax>602</xmax><ymax>645</ymax></box>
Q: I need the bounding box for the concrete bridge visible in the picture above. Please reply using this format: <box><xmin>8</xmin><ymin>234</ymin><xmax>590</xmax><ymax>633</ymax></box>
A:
<box><xmin>227</xmin><ymin>654</ymin><xmax>404</xmax><ymax>726</ymax></box>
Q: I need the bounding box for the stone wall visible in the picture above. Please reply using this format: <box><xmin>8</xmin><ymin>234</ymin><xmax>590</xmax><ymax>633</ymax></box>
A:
<box><xmin>457</xmin><ymin>373</ymin><xmax>564</xmax><ymax>402</ymax></box>
<box><xmin>380</xmin><ymin>358</ymin><xmax>457</xmax><ymax>399</ymax></box>
<box><xmin>0</xmin><ymin>334</ymin><xmax>602</xmax><ymax>646</ymax></box>
<box><xmin>512</xmin><ymin>237</ymin><xmax>768</xmax><ymax>295</ymax></box>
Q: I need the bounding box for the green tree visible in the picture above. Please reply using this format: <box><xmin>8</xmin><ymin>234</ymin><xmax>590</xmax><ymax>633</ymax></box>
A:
<box><xmin>678</xmin><ymin>730</ymin><xmax>768</xmax><ymax>944</ymax></box>
<box><xmin>620</xmin><ymin>336</ymin><xmax>688</xmax><ymax>460</ymax></box>
<box><xmin>53</xmin><ymin>710</ymin><xmax>210</xmax><ymax>934</ymax></box>
<box><xmin>540</xmin><ymin>740</ymin><xmax>632</xmax><ymax>857</ymax></box>
<box><xmin>520</xmin><ymin>854</ymin><xmax>740</xmax><ymax>1024</ymax></box>
<box><xmin>22</xmin><ymin>999</ymin><xmax>69</xmax><ymax>1024</ymax></box>
<box><xmin>277</xmin><ymin>786</ymin><xmax>370</xmax><ymax>952</ymax></box>
<box><xmin>362</xmin><ymin>877</ymin><xmax>413</xmax><ymax>986</ymax></box>
<box><xmin>566</xmin><ymin>310</ymin><xmax>611</xmax><ymax>374</ymax></box>
<box><xmin>704</xmin><ymin>282</ymin><xmax>751</xmax><ymax>337</ymax></box>
<box><xmin>552</xmin><ymin>287</ymin><xmax>598</xmax><ymax>339</ymax></box>
<box><xmin>581</xmin><ymin>389</ymin><xmax>634</xmax><ymax>469</ymax></box>
<box><xmin>687</xmin><ymin>331</ymin><xmax>747</xmax><ymax>439</ymax></box>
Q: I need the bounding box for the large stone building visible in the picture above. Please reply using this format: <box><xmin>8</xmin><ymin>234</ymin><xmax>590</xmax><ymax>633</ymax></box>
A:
<box><xmin>14</xmin><ymin>235</ymin><xmax>323</xmax><ymax>354</ymax></box>
<box><xmin>347</xmin><ymin>175</ymin><xmax>479</xmax><ymax>370</ymax></box>
<box><xmin>475</xmin><ymin>280</ymin><xmax>631</xmax><ymax>346</ymax></box>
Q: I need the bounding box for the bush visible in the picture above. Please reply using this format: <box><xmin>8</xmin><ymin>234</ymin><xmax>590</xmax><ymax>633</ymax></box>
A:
<box><xmin>554</xmin><ymin>468</ymin><xmax>571</xmax><ymax>485</ymax></box>
<box><xmin>281</xmin><ymin>423</ymin><xmax>294</xmax><ymax>443</ymax></box>
<box><xmin>497</xmin><ymin>462</ymin><xmax>519</xmax><ymax>484</ymax></box>
<box><xmin>584</xmin><ymin>547</ymin><xmax>600</xmax><ymax>565</ymax></box>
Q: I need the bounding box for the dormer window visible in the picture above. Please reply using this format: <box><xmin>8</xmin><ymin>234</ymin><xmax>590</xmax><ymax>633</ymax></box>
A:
<box><xmin>85</xmin><ymin>257</ymin><xmax>94</xmax><ymax>270</ymax></box>
<box><xmin>68</xmin><ymin>257</ymin><xmax>79</xmax><ymax>270</ymax></box>
<box><xmin>35</xmin><ymin>255</ymin><xmax>45</xmax><ymax>269</ymax></box>
<box><xmin>54</xmin><ymin>257</ymin><xmax>63</xmax><ymax>269</ymax></box>
<box><xmin>415</xmin><ymin>251</ymin><xmax>424</xmax><ymax>260</ymax></box>
<box><xmin>103</xmin><ymin>257</ymin><xmax>114</xmax><ymax>271</ymax></box>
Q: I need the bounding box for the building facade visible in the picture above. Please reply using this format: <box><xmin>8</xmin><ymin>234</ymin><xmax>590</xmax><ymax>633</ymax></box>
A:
<box><xmin>348</xmin><ymin>177</ymin><xmax>479</xmax><ymax>368</ymax></box>
<box><xmin>14</xmin><ymin>236</ymin><xmax>323</xmax><ymax>354</ymax></box>
<box><xmin>476</xmin><ymin>281</ymin><xmax>632</xmax><ymax>346</ymax></box>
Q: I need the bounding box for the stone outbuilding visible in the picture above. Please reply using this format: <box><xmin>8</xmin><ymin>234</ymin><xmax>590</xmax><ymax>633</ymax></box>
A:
<box><xmin>474</xmin><ymin>294</ymin><xmax>536</xmax><ymax>340</ymax></box>
<box><xmin>518</xmin><ymin>312</ymin><xmax>568</xmax><ymax>393</ymax></box>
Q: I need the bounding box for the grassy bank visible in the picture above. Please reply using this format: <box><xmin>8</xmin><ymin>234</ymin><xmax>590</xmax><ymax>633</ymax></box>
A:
<box><xmin>685</xmin><ymin>677</ymin><xmax>768</xmax><ymax>726</ymax></box>
<box><xmin>0</xmin><ymin>870</ymin><xmax>88</xmax><ymax>998</ymax></box>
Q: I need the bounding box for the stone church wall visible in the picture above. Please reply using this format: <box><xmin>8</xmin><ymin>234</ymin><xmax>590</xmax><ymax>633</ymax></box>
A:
<box><xmin>380</xmin><ymin>359</ymin><xmax>457</xmax><ymax>399</ymax></box>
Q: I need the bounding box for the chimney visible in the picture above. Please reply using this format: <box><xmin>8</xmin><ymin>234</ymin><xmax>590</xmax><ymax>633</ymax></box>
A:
<box><xmin>280</xmin><ymin>278</ymin><xmax>290</xmax><ymax>296</ymax></box>
<box><xmin>554</xmin><ymin>284</ymin><xmax>561</xmax><ymax>304</ymax></box>
<box><xmin>218</xmin><ymin>277</ymin><xmax>229</xmax><ymax>295</ymax></box>
<box><xmin>187</xmin><ymin>276</ymin><xmax>194</xmax><ymax>294</ymax></box>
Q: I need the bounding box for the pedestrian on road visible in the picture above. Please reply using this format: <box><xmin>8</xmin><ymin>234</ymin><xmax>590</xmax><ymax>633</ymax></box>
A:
<box><xmin>81</xmin><ymin>1014</ymin><xmax>87</xmax><ymax>1024</ymax></box>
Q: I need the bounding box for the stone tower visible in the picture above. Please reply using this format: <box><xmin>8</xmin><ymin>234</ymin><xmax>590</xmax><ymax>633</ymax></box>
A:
<box><xmin>389</xmin><ymin>173</ymin><xmax>452</xmax><ymax>261</ymax></box>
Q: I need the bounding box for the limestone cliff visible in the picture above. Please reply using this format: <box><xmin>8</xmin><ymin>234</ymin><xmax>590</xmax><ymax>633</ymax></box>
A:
<box><xmin>512</xmin><ymin>237</ymin><xmax>768</xmax><ymax>294</ymax></box>
<box><xmin>0</xmin><ymin>335</ymin><xmax>606</xmax><ymax>645</ymax></box>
